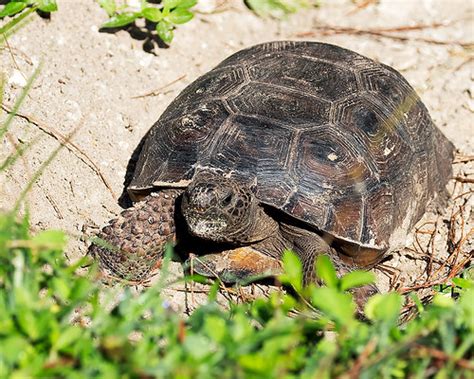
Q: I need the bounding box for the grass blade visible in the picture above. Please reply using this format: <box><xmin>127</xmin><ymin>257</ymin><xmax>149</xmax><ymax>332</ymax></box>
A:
<box><xmin>0</xmin><ymin>135</ymin><xmax>40</xmax><ymax>171</ymax></box>
<box><xmin>0</xmin><ymin>62</ymin><xmax>42</xmax><ymax>141</ymax></box>
<box><xmin>0</xmin><ymin>6</ymin><xmax>37</xmax><ymax>42</ymax></box>
<box><xmin>12</xmin><ymin>128</ymin><xmax>77</xmax><ymax>213</ymax></box>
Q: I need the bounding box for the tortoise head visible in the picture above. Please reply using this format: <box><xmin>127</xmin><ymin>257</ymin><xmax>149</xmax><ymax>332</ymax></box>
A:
<box><xmin>181</xmin><ymin>171</ymin><xmax>260</xmax><ymax>244</ymax></box>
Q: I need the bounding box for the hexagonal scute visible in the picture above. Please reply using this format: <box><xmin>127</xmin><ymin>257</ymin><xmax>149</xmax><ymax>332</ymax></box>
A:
<box><xmin>282</xmin><ymin>191</ymin><xmax>332</xmax><ymax>228</ymax></box>
<box><xmin>131</xmin><ymin>101</ymin><xmax>230</xmax><ymax>188</ymax></box>
<box><xmin>216</xmin><ymin>41</ymin><xmax>303</xmax><ymax>68</ymax></box>
<box><xmin>332</xmin><ymin>94</ymin><xmax>414</xmax><ymax>182</ymax></box>
<box><xmin>227</xmin><ymin>83</ymin><xmax>330</xmax><ymax>128</ymax></box>
<box><xmin>292</xmin><ymin>127</ymin><xmax>377</xmax><ymax>195</ymax></box>
<box><xmin>257</xmin><ymin>173</ymin><xmax>297</xmax><ymax>210</ymax></box>
<box><xmin>323</xmin><ymin>191</ymin><xmax>365</xmax><ymax>244</ymax></box>
<box><xmin>361</xmin><ymin>183</ymin><xmax>394</xmax><ymax>247</ymax></box>
<box><xmin>358</xmin><ymin>66</ymin><xmax>415</xmax><ymax>109</ymax></box>
<box><xmin>160</xmin><ymin>66</ymin><xmax>247</xmax><ymax>122</ymax></box>
<box><xmin>248</xmin><ymin>54</ymin><xmax>358</xmax><ymax>102</ymax></box>
<box><xmin>206</xmin><ymin>114</ymin><xmax>294</xmax><ymax>180</ymax></box>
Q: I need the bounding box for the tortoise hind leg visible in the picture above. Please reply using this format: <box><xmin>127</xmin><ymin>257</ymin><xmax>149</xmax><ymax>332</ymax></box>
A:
<box><xmin>88</xmin><ymin>189</ymin><xmax>183</xmax><ymax>282</ymax></box>
<box><xmin>281</xmin><ymin>223</ymin><xmax>379</xmax><ymax>312</ymax></box>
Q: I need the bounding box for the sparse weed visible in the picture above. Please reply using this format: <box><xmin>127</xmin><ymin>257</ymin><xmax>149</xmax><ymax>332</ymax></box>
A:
<box><xmin>98</xmin><ymin>0</ymin><xmax>197</xmax><ymax>44</ymax></box>
<box><xmin>0</xmin><ymin>0</ymin><xmax>57</xmax><ymax>19</ymax></box>
<box><xmin>245</xmin><ymin>0</ymin><xmax>319</xmax><ymax>18</ymax></box>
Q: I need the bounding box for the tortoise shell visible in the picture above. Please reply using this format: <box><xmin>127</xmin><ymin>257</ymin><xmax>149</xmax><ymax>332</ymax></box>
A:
<box><xmin>129</xmin><ymin>41</ymin><xmax>453</xmax><ymax>256</ymax></box>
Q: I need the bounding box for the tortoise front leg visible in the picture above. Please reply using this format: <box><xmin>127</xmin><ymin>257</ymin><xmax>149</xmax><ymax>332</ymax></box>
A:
<box><xmin>188</xmin><ymin>247</ymin><xmax>284</xmax><ymax>284</ymax></box>
<box><xmin>88</xmin><ymin>189</ymin><xmax>183</xmax><ymax>282</ymax></box>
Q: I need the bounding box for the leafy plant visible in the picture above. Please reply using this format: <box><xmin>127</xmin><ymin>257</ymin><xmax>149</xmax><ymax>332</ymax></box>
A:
<box><xmin>245</xmin><ymin>0</ymin><xmax>319</xmax><ymax>18</ymax></box>
<box><xmin>0</xmin><ymin>201</ymin><xmax>472</xmax><ymax>378</ymax></box>
<box><xmin>0</xmin><ymin>0</ymin><xmax>57</xmax><ymax>19</ymax></box>
<box><xmin>98</xmin><ymin>0</ymin><xmax>196</xmax><ymax>44</ymax></box>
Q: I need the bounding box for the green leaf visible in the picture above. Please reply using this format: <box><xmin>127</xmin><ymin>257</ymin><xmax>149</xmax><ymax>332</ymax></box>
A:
<box><xmin>0</xmin><ymin>2</ymin><xmax>27</xmax><ymax>18</ymax></box>
<box><xmin>183</xmin><ymin>334</ymin><xmax>214</xmax><ymax>360</ymax></box>
<box><xmin>168</xmin><ymin>8</ymin><xmax>193</xmax><ymax>24</ymax></box>
<box><xmin>16</xmin><ymin>308</ymin><xmax>40</xmax><ymax>340</ymax></box>
<box><xmin>163</xmin><ymin>0</ymin><xmax>181</xmax><ymax>9</ymax></box>
<box><xmin>0</xmin><ymin>4</ymin><xmax>36</xmax><ymax>38</ymax></box>
<box><xmin>0</xmin><ymin>336</ymin><xmax>29</xmax><ymax>365</ymax></box>
<box><xmin>340</xmin><ymin>270</ymin><xmax>375</xmax><ymax>291</ymax></box>
<box><xmin>52</xmin><ymin>277</ymin><xmax>71</xmax><ymax>301</ymax></box>
<box><xmin>32</xmin><ymin>229</ymin><xmax>67</xmax><ymax>251</ymax></box>
<box><xmin>156</xmin><ymin>20</ymin><xmax>174</xmax><ymax>44</ymax></box>
<box><xmin>177</xmin><ymin>0</ymin><xmax>197</xmax><ymax>9</ymax></box>
<box><xmin>37</xmin><ymin>0</ymin><xmax>57</xmax><ymax>13</ymax></box>
<box><xmin>459</xmin><ymin>289</ymin><xmax>474</xmax><ymax>331</ymax></box>
<box><xmin>452</xmin><ymin>277</ymin><xmax>473</xmax><ymax>289</ymax></box>
<box><xmin>204</xmin><ymin>316</ymin><xmax>226</xmax><ymax>343</ymax></box>
<box><xmin>239</xmin><ymin>354</ymin><xmax>269</xmax><ymax>373</ymax></box>
<box><xmin>432</xmin><ymin>293</ymin><xmax>455</xmax><ymax>308</ymax></box>
<box><xmin>311</xmin><ymin>287</ymin><xmax>355</xmax><ymax>325</ymax></box>
<box><xmin>246</xmin><ymin>0</ymin><xmax>317</xmax><ymax>19</ymax></box>
<box><xmin>101</xmin><ymin>12</ymin><xmax>138</xmax><ymax>28</ymax></box>
<box><xmin>364</xmin><ymin>292</ymin><xmax>402</xmax><ymax>323</ymax></box>
<box><xmin>279</xmin><ymin>250</ymin><xmax>303</xmax><ymax>292</ymax></box>
<box><xmin>98</xmin><ymin>0</ymin><xmax>116</xmax><ymax>17</ymax></box>
<box><xmin>409</xmin><ymin>292</ymin><xmax>424</xmax><ymax>313</ymax></box>
<box><xmin>142</xmin><ymin>7</ymin><xmax>163</xmax><ymax>22</ymax></box>
<box><xmin>55</xmin><ymin>326</ymin><xmax>83</xmax><ymax>350</ymax></box>
<box><xmin>315</xmin><ymin>255</ymin><xmax>338</xmax><ymax>288</ymax></box>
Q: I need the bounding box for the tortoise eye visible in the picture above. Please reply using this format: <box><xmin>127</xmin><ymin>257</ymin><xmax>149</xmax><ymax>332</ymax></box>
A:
<box><xmin>222</xmin><ymin>193</ymin><xmax>233</xmax><ymax>206</ymax></box>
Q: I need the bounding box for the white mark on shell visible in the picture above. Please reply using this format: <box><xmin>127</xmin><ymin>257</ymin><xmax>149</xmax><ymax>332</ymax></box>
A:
<box><xmin>384</xmin><ymin>147</ymin><xmax>391</xmax><ymax>155</ymax></box>
<box><xmin>327</xmin><ymin>153</ymin><xmax>338</xmax><ymax>161</ymax></box>
<box><xmin>354</xmin><ymin>181</ymin><xmax>366</xmax><ymax>194</ymax></box>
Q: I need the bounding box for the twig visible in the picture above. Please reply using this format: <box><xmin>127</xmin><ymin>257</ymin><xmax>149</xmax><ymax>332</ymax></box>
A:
<box><xmin>1</xmin><ymin>104</ymin><xmax>117</xmax><ymax>200</ymax></box>
<box><xmin>454</xmin><ymin>154</ymin><xmax>474</xmax><ymax>164</ymax></box>
<box><xmin>3</xmin><ymin>35</ymin><xmax>27</xmax><ymax>83</ymax></box>
<box><xmin>132</xmin><ymin>74</ymin><xmax>186</xmax><ymax>99</ymax></box>
<box><xmin>296</xmin><ymin>24</ymin><xmax>473</xmax><ymax>48</ymax></box>
<box><xmin>347</xmin><ymin>0</ymin><xmax>378</xmax><ymax>15</ymax></box>
<box><xmin>454</xmin><ymin>176</ymin><xmax>474</xmax><ymax>184</ymax></box>
<box><xmin>413</xmin><ymin>344</ymin><xmax>474</xmax><ymax>371</ymax></box>
<box><xmin>37</xmin><ymin>182</ymin><xmax>64</xmax><ymax>220</ymax></box>
<box><xmin>188</xmin><ymin>254</ymin><xmax>238</xmax><ymax>303</ymax></box>
<box><xmin>347</xmin><ymin>338</ymin><xmax>378</xmax><ymax>379</ymax></box>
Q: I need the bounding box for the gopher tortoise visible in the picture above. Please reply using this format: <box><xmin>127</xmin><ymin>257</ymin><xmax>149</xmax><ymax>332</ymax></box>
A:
<box><xmin>89</xmin><ymin>41</ymin><xmax>453</xmax><ymax>305</ymax></box>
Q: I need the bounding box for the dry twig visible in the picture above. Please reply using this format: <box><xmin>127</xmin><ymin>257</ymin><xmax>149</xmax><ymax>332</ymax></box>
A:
<box><xmin>1</xmin><ymin>104</ymin><xmax>117</xmax><ymax>200</ymax></box>
<box><xmin>296</xmin><ymin>22</ymin><xmax>473</xmax><ymax>48</ymax></box>
<box><xmin>132</xmin><ymin>74</ymin><xmax>186</xmax><ymax>99</ymax></box>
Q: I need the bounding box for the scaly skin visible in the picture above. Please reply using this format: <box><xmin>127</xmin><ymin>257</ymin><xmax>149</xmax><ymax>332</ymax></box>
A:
<box><xmin>89</xmin><ymin>179</ymin><xmax>378</xmax><ymax>311</ymax></box>
<box><xmin>88</xmin><ymin>189</ymin><xmax>182</xmax><ymax>282</ymax></box>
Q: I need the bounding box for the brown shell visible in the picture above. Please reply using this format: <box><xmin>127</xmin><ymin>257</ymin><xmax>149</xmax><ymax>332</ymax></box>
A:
<box><xmin>129</xmin><ymin>41</ymin><xmax>453</xmax><ymax>255</ymax></box>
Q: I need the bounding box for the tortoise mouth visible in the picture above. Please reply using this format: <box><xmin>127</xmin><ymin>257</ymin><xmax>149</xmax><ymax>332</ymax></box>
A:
<box><xmin>182</xmin><ymin>207</ymin><xmax>234</xmax><ymax>243</ymax></box>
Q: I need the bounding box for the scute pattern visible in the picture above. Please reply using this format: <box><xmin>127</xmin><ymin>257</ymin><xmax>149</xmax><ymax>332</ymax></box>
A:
<box><xmin>131</xmin><ymin>101</ymin><xmax>229</xmax><ymax>189</ymax></box>
<box><xmin>205</xmin><ymin>115</ymin><xmax>293</xmax><ymax>178</ymax></box>
<box><xmin>130</xmin><ymin>41</ymin><xmax>454</xmax><ymax>252</ymax></box>
<box><xmin>227</xmin><ymin>83</ymin><xmax>330</xmax><ymax>127</ymax></box>
<box><xmin>248</xmin><ymin>55</ymin><xmax>358</xmax><ymax>101</ymax></box>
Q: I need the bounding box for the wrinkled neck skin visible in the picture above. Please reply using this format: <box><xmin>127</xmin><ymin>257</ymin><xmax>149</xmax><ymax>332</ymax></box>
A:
<box><xmin>181</xmin><ymin>170</ymin><xmax>278</xmax><ymax>245</ymax></box>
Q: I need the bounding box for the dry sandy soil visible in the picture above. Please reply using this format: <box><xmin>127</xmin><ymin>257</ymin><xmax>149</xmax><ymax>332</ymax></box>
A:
<box><xmin>1</xmin><ymin>0</ymin><xmax>473</xmax><ymax>312</ymax></box>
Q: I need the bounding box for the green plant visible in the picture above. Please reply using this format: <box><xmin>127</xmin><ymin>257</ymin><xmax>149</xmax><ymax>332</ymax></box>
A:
<box><xmin>0</xmin><ymin>0</ymin><xmax>57</xmax><ymax>19</ymax></box>
<box><xmin>0</xmin><ymin>203</ymin><xmax>472</xmax><ymax>378</ymax></box>
<box><xmin>245</xmin><ymin>0</ymin><xmax>319</xmax><ymax>18</ymax></box>
<box><xmin>98</xmin><ymin>0</ymin><xmax>196</xmax><ymax>44</ymax></box>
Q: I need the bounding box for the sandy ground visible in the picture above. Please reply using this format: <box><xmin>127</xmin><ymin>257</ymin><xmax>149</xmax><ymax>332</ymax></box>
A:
<box><xmin>1</xmin><ymin>0</ymin><xmax>473</xmax><ymax>312</ymax></box>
